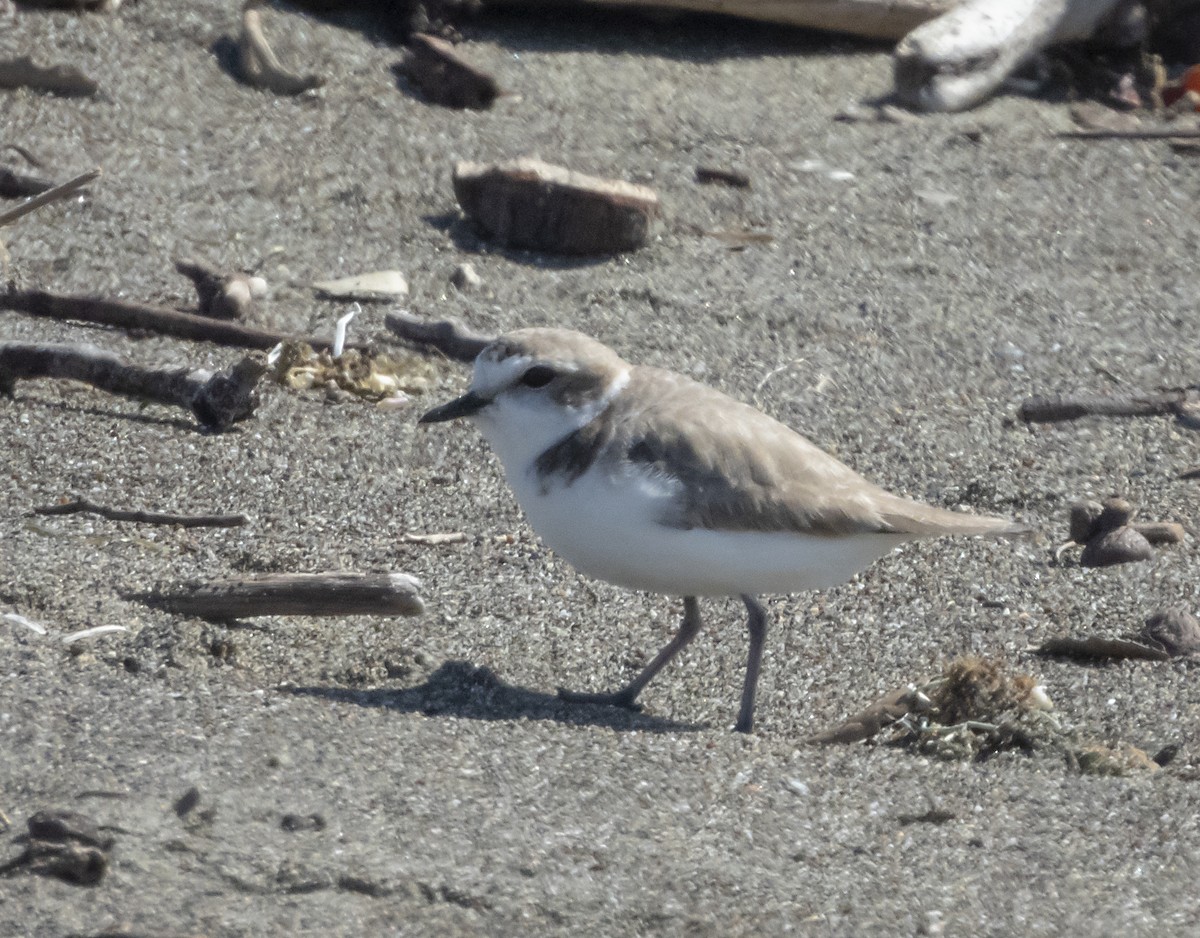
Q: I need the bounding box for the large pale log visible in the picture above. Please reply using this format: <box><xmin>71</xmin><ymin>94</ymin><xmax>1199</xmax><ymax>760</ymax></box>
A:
<box><xmin>487</xmin><ymin>0</ymin><xmax>956</xmax><ymax>41</ymax></box>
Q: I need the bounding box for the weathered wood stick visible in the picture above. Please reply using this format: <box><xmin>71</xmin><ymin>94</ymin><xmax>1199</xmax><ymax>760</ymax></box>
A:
<box><xmin>31</xmin><ymin>498</ymin><xmax>248</xmax><ymax>528</ymax></box>
<box><xmin>385</xmin><ymin>310</ymin><xmax>494</xmax><ymax>363</ymax></box>
<box><xmin>0</xmin><ymin>169</ymin><xmax>101</xmax><ymax>228</ymax></box>
<box><xmin>1018</xmin><ymin>390</ymin><xmax>1197</xmax><ymax>424</ymax></box>
<box><xmin>238</xmin><ymin>0</ymin><xmax>324</xmax><ymax>95</ymax></box>
<box><xmin>0</xmin><ymin>341</ymin><xmax>265</xmax><ymax>430</ymax></box>
<box><xmin>894</xmin><ymin>0</ymin><xmax>1125</xmax><ymax>112</ymax></box>
<box><xmin>146</xmin><ymin>572</ymin><xmax>425</xmax><ymax>619</ymax></box>
<box><xmin>1</xmin><ymin>286</ymin><xmax>362</xmax><ymax>353</ymax></box>
<box><xmin>0</xmin><ymin>57</ymin><xmax>99</xmax><ymax>96</ymax></box>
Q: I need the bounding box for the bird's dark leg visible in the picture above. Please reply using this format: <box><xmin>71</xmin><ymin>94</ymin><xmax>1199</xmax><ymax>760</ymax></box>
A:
<box><xmin>735</xmin><ymin>595</ymin><xmax>768</xmax><ymax>733</ymax></box>
<box><xmin>558</xmin><ymin>596</ymin><xmax>702</xmax><ymax>711</ymax></box>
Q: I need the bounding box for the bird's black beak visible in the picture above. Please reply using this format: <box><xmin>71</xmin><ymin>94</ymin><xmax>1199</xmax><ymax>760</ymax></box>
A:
<box><xmin>419</xmin><ymin>391</ymin><xmax>490</xmax><ymax>424</ymax></box>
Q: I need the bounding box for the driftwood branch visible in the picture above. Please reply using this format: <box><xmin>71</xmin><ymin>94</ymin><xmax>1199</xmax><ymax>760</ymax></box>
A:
<box><xmin>238</xmin><ymin>0</ymin><xmax>324</xmax><ymax>95</ymax></box>
<box><xmin>486</xmin><ymin>0</ymin><xmax>954</xmax><ymax>41</ymax></box>
<box><xmin>0</xmin><ymin>169</ymin><xmax>101</xmax><ymax>228</ymax></box>
<box><xmin>894</xmin><ymin>0</ymin><xmax>1125</xmax><ymax>112</ymax></box>
<box><xmin>1</xmin><ymin>286</ymin><xmax>363</xmax><ymax>353</ymax></box>
<box><xmin>1018</xmin><ymin>389</ymin><xmax>1198</xmax><ymax>424</ymax></box>
<box><xmin>0</xmin><ymin>342</ymin><xmax>265</xmax><ymax>430</ymax></box>
<box><xmin>143</xmin><ymin>572</ymin><xmax>425</xmax><ymax>620</ymax></box>
<box><xmin>0</xmin><ymin>57</ymin><xmax>98</xmax><ymax>96</ymax></box>
<box><xmin>31</xmin><ymin>498</ymin><xmax>248</xmax><ymax>528</ymax></box>
<box><xmin>385</xmin><ymin>310</ymin><xmax>494</xmax><ymax>363</ymax></box>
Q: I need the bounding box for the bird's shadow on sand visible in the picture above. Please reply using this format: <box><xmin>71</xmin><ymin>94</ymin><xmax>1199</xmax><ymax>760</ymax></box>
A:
<box><xmin>286</xmin><ymin>659</ymin><xmax>702</xmax><ymax>733</ymax></box>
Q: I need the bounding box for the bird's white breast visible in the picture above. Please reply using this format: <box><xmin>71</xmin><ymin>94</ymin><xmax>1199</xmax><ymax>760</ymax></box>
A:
<box><xmin>504</xmin><ymin>455</ymin><xmax>907</xmax><ymax>598</ymax></box>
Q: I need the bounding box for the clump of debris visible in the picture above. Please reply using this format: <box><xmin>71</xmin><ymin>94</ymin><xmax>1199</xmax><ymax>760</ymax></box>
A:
<box><xmin>269</xmin><ymin>342</ymin><xmax>439</xmax><ymax>401</ymax></box>
<box><xmin>811</xmin><ymin>655</ymin><xmax>1162</xmax><ymax>776</ymax></box>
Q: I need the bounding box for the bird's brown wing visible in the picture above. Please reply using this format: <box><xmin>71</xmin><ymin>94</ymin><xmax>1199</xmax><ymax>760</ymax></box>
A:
<box><xmin>610</xmin><ymin>367</ymin><xmax>1026</xmax><ymax>539</ymax></box>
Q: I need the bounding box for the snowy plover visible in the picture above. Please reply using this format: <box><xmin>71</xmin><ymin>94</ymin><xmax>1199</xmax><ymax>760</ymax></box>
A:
<box><xmin>421</xmin><ymin>328</ymin><xmax>1027</xmax><ymax>732</ymax></box>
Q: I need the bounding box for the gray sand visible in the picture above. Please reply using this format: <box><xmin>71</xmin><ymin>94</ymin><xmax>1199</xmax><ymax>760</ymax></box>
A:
<box><xmin>2</xmin><ymin>3</ymin><xmax>1199</xmax><ymax>935</ymax></box>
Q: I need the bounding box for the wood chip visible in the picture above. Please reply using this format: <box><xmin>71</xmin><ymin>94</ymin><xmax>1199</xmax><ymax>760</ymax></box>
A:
<box><xmin>313</xmin><ymin>270</ymin><xmax>409</xmax><ymax>301</ymax></box>
<box><xmin>401</xmin><ymin>33</ymin><xmax>499</xmax><ymax>109</ymax></box>
<box><xmin>452</xmin><ymin>157</ymin><xmax>659</xmax><ymax>255</ymax></box>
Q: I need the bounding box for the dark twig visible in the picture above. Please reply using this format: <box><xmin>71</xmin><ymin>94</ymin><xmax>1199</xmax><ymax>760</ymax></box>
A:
<box><xmin>385</xmin><ymin>310</ymin><xmax>494</xmax><ymax>363</ymax></box>
<box><xmin>1018</xmin><ymin>390</ymin><xmax>1199</xmax><ymax>424</ymax></box>
<box><xmin>0</xmin><ymin>341</ymin><xmax>265</xmax><ymax>430</ymax></box>
<box><xmin>1</xmin><ymin>286</ymin><xmax>363</xmax><ymax>352</ymax></box>
<box><xmin>0</xmin><ymin>169</ymin><xmax>100</xmax><ymax>228</ymax></box>
<box><xmin>141</xmin><ymin>572</ymin><xmax>425</xmax><ymax>620</ymax></box>
<box><xmin>0</xmin><ymin>165</ymin><xmax>54</xmax><ymax>198</ymax></box>
<box><xmin>31</xmin><ymin>498</ymin><xmax>248</xmax><ymax>528</ymax></box>
<box><xmin>0</xmin><ymin>57</ymin><xmax>98</xmax><ymax>97</ymax></box>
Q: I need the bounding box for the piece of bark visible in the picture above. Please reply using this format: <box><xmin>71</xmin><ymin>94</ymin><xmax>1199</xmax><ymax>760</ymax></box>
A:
<box><xmin>0</xmin><ymin>169</ymin><xmax>100</xmax><ymax>228</ymax></box>
<box><xmin>174</xmin><ymin>258</ymin><xmax>264</xmax><ymax>320</ymax></box>
<box><xmin>894</xmin><ymin>0</ymin><xmax>1126</xmax><ymax>112</ymax></box>
<box><xmin>143</xmin><ymin>572</ymin><xmax>425</xmax><ymax>619</ymax></box>
<box><xmin>1034</xmin><ymin>636</ymin><xmax>1170</xmax><ymax>662</ymax></box>
<box><xmin>0</xmin><ymin>56</ymin><xmax>98</xmax><ymax>96</ymax></box>
<box><xmin>453</xmin><ymin>157</ymin><xmax>660</xmax><ymax>255</ymax></box>
<box><xmin>1018</xmin><ymin>389</ymin><xmax>1197</xmax><ymax>424</ymax></box>
<box><xmin>31</xmin><ymin>497</ymin><xmax>248</xmax><ymax>528</ymax></box>
<box><xmin>384</xmin><ymin>309</ymin><xmax>494</xmax><ymax>362</ymax></box>
<box><xmin>238</xmin><ymin>0</ymin><xmax>324</xmax><ymax>95</ymax></box>
<box><xmin>808</xmin><ymin>685</ymin><xmax>919</xmax><ymax>744</ymax></box>
<box><xmin>1</xmin><ymin>287</ymin><xmax>363</xmax><ymax>353</ymax></box>
<box><xmin>401</xmin><ymin>33</ymin><xmax>499</xmax><ymax>109</ymax></box>
<box><xmin>0</xmin><ymin>341</ymin><xmax>265</xmax><ymax>430</ymax></box>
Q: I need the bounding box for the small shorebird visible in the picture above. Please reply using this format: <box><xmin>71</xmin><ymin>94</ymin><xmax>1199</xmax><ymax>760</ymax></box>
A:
<box><xmin>421</xmin><ymin>328</ymin><xmax>1027</xmax><ymax>732</ymax></box>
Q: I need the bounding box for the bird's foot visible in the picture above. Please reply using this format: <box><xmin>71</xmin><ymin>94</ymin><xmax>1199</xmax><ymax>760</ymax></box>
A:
<box><xmin>557</xmin><ymin>686</ymin><xmax>643</xmax><ymax>712</ymax></box>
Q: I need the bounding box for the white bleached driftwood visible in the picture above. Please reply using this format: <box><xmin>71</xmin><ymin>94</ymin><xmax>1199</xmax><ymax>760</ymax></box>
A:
<box><xmin>490</xmin><ymin>0</ymin><xmax>1154</xmax><ymax>111</ymax></box>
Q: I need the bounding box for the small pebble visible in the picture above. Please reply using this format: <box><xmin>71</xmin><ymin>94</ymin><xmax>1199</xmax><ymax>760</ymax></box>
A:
<box><xmin>1140</xmin><ymin>609</ymin><xmax>1200</xmax><ymax>657</ymax></box>
<box><xmin>450</xmin><ymin>262</ymin><xmax>482</xmax><ymax>291</ymax></box>
<box><xmin>1080</xmin><ymin>525</ymin><xmax>1153</xmax><ymax>568</ymax></box>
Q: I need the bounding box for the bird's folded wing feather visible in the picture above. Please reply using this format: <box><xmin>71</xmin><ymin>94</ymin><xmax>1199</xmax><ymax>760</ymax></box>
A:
<box><xmin>611</xmin><ymin>367</ymin><xmax>1026</xmax><ymax>538</ymax></box>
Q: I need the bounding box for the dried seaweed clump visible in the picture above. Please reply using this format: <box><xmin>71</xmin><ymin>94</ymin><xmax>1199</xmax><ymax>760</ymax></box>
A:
<box><xmin>270</xmin><ymin>342</ymin><xmax>437</xmax><ymax>400</ymax></box>
<box><xmin>894</xmin><ymin>657</ymin><xmax>1157</xmax><ymax>776</ymax></box>
<box><xmin>898</xmin><ymin>656</ymin><xmax>1056</xmax><ymax>762</ymax></box>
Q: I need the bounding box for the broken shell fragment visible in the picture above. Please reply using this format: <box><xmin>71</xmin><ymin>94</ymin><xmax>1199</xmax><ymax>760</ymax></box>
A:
<box><xmin>1079</xmin><ymin>525</ymin><xmax>1153</xmax><ymax>568</ymax></box>
<box><xmin>452</xmin><ymin>157</ymin><xmax>660</xmax><ymax>255</ymax></box>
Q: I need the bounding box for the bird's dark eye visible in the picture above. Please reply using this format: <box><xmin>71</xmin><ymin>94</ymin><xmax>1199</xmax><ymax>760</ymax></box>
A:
<box><xmin>520</xmin><ymin>365</ymin><xmax>557</xmax><ymax>389</ymax></box>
